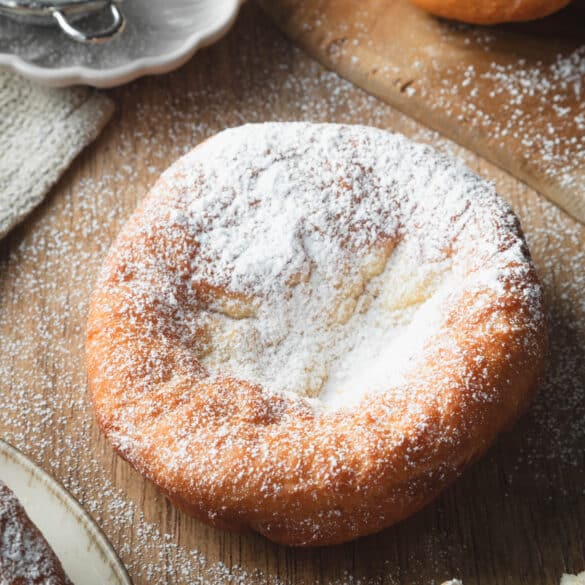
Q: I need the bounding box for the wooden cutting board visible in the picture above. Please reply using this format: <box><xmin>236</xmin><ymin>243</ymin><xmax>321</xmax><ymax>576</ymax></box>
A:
<box><xmin>1</xmin><ymin>5</ymin><xmax>585</xmax><ymax>585</ymax></box>
<box><xmin>259</xmin><ymin>0</ymin><xmax>585</xmax><ymax>224</ymax></box>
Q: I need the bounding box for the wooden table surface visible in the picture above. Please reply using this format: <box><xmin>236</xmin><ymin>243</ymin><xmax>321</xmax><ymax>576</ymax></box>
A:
<box><xmin>0</xmin><ymin>3</ymin><xmax>584</xmax><ymax>584</ymax></box>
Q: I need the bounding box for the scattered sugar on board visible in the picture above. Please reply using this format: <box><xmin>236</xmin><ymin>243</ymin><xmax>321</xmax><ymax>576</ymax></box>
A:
<box><xmin>309</xmin><ymin>8</ymin><xmax>585</xmax><ymax>198</ymax></box>
<box><xmin>438</xmin><ymin>44</ymin><xmax>585</xmax><ymax>192</ymax></box>
<box><xmin>0</xmin><ymin>8</ymin><xmax>583</xmax><ymax>585</ymax></box>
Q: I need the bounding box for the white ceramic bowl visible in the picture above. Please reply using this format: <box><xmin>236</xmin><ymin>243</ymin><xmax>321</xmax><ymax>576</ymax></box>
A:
<box><xmin>0</xmin><ymin>439</ymin><xmax>131</xmax><ymax>585</ymax></box>
<box><xmin>0</xmin><ymin>0</ymin><xmax>245</xmax><ymax>87</ymax></box>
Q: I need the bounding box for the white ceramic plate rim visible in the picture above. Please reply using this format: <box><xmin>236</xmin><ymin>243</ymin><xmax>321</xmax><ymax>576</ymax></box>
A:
<box><xmin>0</xmin><ymin>0</ymin><xmax>245</xmax><ymax>87</ymax></box>
<box><xmin>0</xmin><ymin>438</ymin><xmax>132</xmax><ymax>585</ymax></box>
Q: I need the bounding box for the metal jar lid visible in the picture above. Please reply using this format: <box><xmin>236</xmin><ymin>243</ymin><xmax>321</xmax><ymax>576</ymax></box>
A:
<box><xmin>0</xmin><ymin>0</ymin><xmax>125</xmax><ymax>43</ymax></box>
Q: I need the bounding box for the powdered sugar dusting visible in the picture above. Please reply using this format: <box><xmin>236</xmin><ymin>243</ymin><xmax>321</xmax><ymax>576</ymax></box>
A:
<box><xmin>0</xmin><ymin>481</ymin><xmax>71</xmax><ymax>585</ymax></box>
<box><xmin>437</xmin><ymin>44</ymin><xmax>585</xmax><ymax>194</ymax></box>
<box><xmin>300</xmin><ymin>5</ymin><xmax>585</xmax><ymax>219</ymax></box>
<box><xmin>100</xmin><ymin>122</ymin><xmax>542</xmax><ymax>417</ymax></box>
<box><xmin>561</xmin><ymin>572</ymin><xmax>585</xmax><ymax>585</ymax></box>
<box><xmin>87</xmin><ymin>120</ymin><xmax>544</xmax><ymax>549</ymax></box>
<box><xmin>0</xmin><ymin>5</ymin><xmax>583</xmax><ymax>582</ymax></box>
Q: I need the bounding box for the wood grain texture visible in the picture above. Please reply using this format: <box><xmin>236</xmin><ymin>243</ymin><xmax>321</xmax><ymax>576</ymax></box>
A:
<box><xmin>258</xmin><ymin>0</ymin><xmax>585</xmax><ymax>225</ymax></box>
<box><xmin>0</xmin><ymin>3</ymin><xmax>584</xmax><ymax>584</ymax></box>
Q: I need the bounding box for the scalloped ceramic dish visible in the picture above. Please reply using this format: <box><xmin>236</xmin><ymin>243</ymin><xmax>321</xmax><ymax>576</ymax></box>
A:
<box><xmin>0</xmin><ymin>439</ymin><xmax>132</xmax><ymax>585</ymax></box>
<box><xmin>0</xmin><ymin>0</ymin><xmax>244</xmax><ymax>87</ymax></box>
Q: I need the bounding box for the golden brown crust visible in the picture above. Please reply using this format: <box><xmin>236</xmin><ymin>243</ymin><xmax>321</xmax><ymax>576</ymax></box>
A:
<box><xmin>88</xmin><ymin>280</ymin><xmax>545</xmax><ymax>545</ymax></box>
<box><xmin>86</xmin><ymin>123</ymin><xmax>546</xmax><ymax>546</ymax></box>
<box><xmin>409</xmin><ymin>0</ymin><xmax>571</xmax><ymax>24</ymax></box>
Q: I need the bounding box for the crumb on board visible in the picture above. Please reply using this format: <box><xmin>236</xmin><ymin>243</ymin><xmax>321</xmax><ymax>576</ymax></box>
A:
<box><xmin>561</xmin><ymin>571</ymin><xmax>585</xmax><ymax>585</ymax></box>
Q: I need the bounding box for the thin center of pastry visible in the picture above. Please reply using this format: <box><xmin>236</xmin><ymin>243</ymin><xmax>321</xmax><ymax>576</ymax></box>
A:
<box><xmin>164</xmin><ymin>125</ymin><xmax>466</xmax><ymax>410</ymax></box>
<box><xmin>199</xmin><ymin>238</ymin><xmax>451</xmax><ymax>409</ymax></box>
